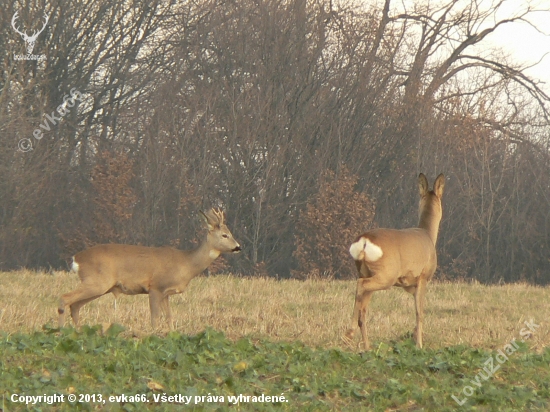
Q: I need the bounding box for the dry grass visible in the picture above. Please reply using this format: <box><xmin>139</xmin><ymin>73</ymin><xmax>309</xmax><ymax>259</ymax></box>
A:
<box><xmin>1</xmin><ymin>269</ymin><xmax>548</xmax><ymax>352</ymax></box>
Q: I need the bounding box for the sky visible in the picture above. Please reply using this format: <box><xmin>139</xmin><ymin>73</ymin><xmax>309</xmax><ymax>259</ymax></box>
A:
<box><xmin>367</xmin><ymin>0</ymin><xmax>550</xmax><ymax>93</ymax></box>
<box><xmin>486</xmin><ymin>1</ymin><xmax>550</xmax><ymax>93</ymax></box>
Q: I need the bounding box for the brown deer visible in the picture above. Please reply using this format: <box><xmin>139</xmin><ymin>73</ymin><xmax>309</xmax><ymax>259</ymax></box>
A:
<box><xmin>344</xmin><ymin>173</ymin><xmax>445</xmax><ymax>349</ymax></box>
<box><xmin>58</xmin><ymin>209</ymin><xmax>241</xmax><ymax>329</ymax></box>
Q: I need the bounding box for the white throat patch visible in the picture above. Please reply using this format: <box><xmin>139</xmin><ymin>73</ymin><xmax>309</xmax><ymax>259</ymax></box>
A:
<box><xmin>209</xmin><ymin>250</ymin><xmax>221</xmax><ymax>259</ymax></box>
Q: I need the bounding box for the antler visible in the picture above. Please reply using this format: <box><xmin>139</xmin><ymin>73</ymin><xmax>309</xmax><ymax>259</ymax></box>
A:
<box><xmin>11</xmin><ymin>12</ymin><xmax>49</xmax><ymax>41</ymax></box>
<box><xmin>36</xmin><ymin>13</ymin><xmax>49</xmax><ymax>38</ymax></box>
<box><xmin>212</xmin><ymin>208</ymin><xmax>225</xmax><ymax>225</ymax></box>
<box><xmin>11</xmin><ymin>11</ymin><xmax>27</xmax><ymax>38</ymax></box>
<box><xmin>200</xmin><ymin>208</ymin><xmax>226</xmax><ymax>227</ymax></box>
<box><xmin>28</xmin><ymin>13</ymin><xmax>49</xmax><ymax>41</ymax></box>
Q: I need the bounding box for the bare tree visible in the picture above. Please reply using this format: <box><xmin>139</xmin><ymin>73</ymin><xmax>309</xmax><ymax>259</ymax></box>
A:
<box><xmin>1</xmin><ymin>0</ymin><xmax>549</xmax><ymax>283</ymax></box>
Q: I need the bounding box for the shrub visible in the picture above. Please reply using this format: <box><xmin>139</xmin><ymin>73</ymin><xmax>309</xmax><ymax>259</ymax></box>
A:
<box><xmin>292</xmin><ymin>167</ymin><xmax>375</xmax><ymax>279</ymax></box>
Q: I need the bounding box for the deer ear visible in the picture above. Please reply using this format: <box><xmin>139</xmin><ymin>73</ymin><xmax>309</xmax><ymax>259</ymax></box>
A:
<box><xmin>433</xmin><ymin>173</ymin><xmax>445</xmax><ymax>197</ymax></box>
<box><xmin>418</xmin><ymin>173</ymin><xmax>429</xmax><ymax>196</ymax></box>
<box><xmin>200</xmin><ymin>210</ymin><xmax>220</xmax><ymax>231</ymax></box>
<box><xmin>199</xmin><ymin>210</ymin><xmax>215</xmax><ymax>231</ymax></box>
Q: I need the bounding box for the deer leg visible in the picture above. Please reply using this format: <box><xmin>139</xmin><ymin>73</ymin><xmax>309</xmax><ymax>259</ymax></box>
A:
<box><xmin>413</xmin><ymin>277</ymin><xmax>427</xmax><ymax>348</ymax></box>
<box><xmin>344</xmin><ymin>283</ymin><xmax>372</xmax><ymax>344</ymax></box>
<box><xmin>161</xmin><ymin>295</ymin><xmax>173</xmax><ymax>329</ymax></box>
<box><xmin>343</xmin><ymin>281</ymin><xmax>362</xmax><ymax>344</ymax></box>
<box><xmin>149</xmin><ymin>289</ymin><xmax>164</xmax><ymax>329</ymax></box>
<box><xmin>344</xmin><ymin>276</ymin><xmax>393</xmax><ymax>350</ymax></box>
<box><xmin>59</xmin><ymin>283</ymin><xmax>110</xmax><ymax>327</ymax></box>
<box><xmin>357</xmin><ymin>290</ymin><xmax>374</xmax><ymax>350</ymax></box>
<box><xmin>70</xmin><ymin>296</ymin><xmax>101</xmax><ymax>326</ymax></box>
<box><xmin>58</xmin><ymin>299</ymin><xmax>66</xmax><ymax>327</ymax></box>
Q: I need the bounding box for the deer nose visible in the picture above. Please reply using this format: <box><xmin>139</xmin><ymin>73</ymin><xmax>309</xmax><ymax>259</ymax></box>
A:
<box><xmin>232</xmin><ymin>245</ymin><xmax>242</xmax><ymax>253</ymax></box>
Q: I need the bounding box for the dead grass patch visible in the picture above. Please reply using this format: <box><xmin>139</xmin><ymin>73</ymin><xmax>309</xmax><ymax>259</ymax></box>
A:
<box><xmin>0</xmin><ymin>270</ymin><xmax>548</xmax><ymax>351</ymax></box>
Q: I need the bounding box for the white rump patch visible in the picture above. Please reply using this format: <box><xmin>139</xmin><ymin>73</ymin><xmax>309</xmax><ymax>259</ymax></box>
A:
<box><xmin>349</xmin><ymin>237</ymin><xmax>383</xmax><ymax>262</ymax></box>
<box><xmin>349</xmin><ymin>239</ymin><xmax>366</xmax><ymax>260</ymax></box>
<box><xmin>71</xmin><ymin>258</ymin><xmax>79</xmax><ymax>273</ymax></box>
<box><xmin>364</xmin><ymin>239</ymin><xmax>383</xmax><ymax>261</ymax></box>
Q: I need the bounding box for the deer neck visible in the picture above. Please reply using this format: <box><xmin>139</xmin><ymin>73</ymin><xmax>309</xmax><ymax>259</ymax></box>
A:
<box><xmin>418</xmin><ymin>207</ymin><xmax>442</xmax><ymax>246</ymax></box>
<box><xmin>187</xmin><ymin>235</ymin><xmax>220</xmax><ymax>274</ymax></box>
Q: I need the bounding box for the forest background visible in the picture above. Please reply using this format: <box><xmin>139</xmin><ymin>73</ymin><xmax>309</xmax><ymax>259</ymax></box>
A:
<box><xmin>2</xmin><ymin>0</ymin><xmax>550</xmax><ymax>284</ymax></box>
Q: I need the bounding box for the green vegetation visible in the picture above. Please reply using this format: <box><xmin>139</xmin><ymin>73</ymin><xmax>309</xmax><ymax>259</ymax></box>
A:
<box><xmin>2</xmin><ymin>326</ymin><xmax>549</xmax><ymax>411</ymax></box>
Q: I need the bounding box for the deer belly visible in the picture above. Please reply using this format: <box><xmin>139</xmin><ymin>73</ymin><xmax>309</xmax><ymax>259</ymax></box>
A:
<box><xmin>110</xmin><ymin>281</ymin><xmax>148</xmax><ymax>295</ymax></box>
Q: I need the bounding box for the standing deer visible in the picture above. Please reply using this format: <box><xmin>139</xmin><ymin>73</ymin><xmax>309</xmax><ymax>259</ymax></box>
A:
<box><xmin>58</xmin><ymin>209</ymin><xmax>241</xmax><ymax>329</ymax></box>
<box><xmin>344</xmin><ymin>173</ymin><xmax>445</xmax><ymax>349</ymax></box>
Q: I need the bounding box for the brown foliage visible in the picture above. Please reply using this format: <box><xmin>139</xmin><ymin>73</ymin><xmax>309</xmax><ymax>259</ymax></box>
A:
<box><xmin>292</xmin><ymin>167</ymin><xmax>375</xmax><ymax>279</ymax></box>
<box><xmin>60</xmin><ymin>150</ymin><xmax>137</xmax><ymax>255</ymax></box>
<box><xmin>90</xmin><ymin>150</ymin><xmax>137</xmax><ymax>243</ymax></box>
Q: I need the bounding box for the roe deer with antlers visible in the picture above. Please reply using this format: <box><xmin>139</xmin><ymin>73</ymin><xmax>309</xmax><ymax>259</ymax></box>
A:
<box><xmin>344</xmin><ymin>173</ymin><xmax>445</xmax><ymax>349</ymax></box>
<box><xmin>58</xmin><ymin>209</ymin><xmax>241</xmax><ymax>329</ymax></box>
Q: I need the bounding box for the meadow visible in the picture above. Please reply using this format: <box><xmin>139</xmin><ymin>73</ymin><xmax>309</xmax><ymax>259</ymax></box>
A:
<box><xmin>1</xmin><ymin>270</ymin><xmax>549</xmax><ymax>411</ymax></box>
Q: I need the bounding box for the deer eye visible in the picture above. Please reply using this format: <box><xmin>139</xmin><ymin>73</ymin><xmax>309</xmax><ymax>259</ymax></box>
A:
<box><xmin>222</xmin><ymin>234</ymin><xmax>229</xmax><ymax>238</ymax></box>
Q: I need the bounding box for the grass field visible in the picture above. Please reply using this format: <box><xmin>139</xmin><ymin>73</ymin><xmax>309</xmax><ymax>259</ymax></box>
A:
<box><xmin>1</xmin><ymin>270</ymin><xmax>549</xmax><ymax>411</ymax></box>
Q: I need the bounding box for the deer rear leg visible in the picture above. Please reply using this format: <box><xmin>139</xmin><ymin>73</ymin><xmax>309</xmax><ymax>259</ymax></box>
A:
<box><xmin>70</xmin><ymin>296</ymin><xmax>102</xmax><ymax>326</ymax></box>
<box><xmin>357</xmin><ymin>290</ymin><xmax>374</xmax><ymax>350</ymax></box>
<box><xmin>59</xmin><ymin>284</ymin><xmax>109</xmax><ymax>327</ymax></box>
<box><xmin>344</xmin><ymin>276</ymin><xmax>391</xmax><ymax>350</ymax></box>
<box><xmin>344</xmin><ymin>289</ymin><xmax>373</xmax><ymax>344</ymax></box>
<box><xmin>344</xmin><ymin>281</ymin><xmax>361</xmax><ymax>345</ymax></box>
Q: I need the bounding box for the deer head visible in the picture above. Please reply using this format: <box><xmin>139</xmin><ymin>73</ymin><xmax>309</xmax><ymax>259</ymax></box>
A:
<box><xmin>12</xmin><ymin>11</ymin><xmax>49</xmax><ymax>55</ymax></box>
